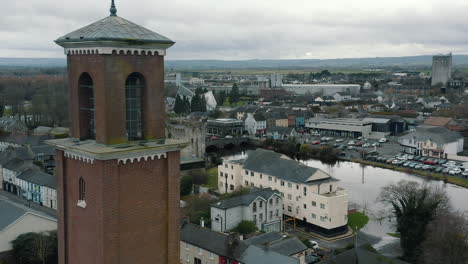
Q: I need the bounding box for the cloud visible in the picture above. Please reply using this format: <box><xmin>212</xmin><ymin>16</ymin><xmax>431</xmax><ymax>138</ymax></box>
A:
<box><xmin>1</xmin><ymin>0</ymin><xmax>468</xmax><ymax>60</ymax></box>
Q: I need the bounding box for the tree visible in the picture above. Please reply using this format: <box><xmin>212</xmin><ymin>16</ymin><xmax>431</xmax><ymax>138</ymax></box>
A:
<box><xmin>183</xmin><ymin>194</ymin><xmax>218</xmax><ymax>225</ymax></box>
<box><xmin>419</xmin><ymin>212</ymin><xmax>468</xmax><ymax>264</ymax></box>
<box><xmin>180</xmin><ymin>175</ymin><xmax>193</xmax><ymax>196</ymax></box>
<box><xmin>229</xmin><ymin>83</ymin><xmax>240</xmax><ymax>104</ymax></box>
<box><xmin>174</xmin><ymin>95</ymin><xmax>184</xmax><ymax>114</ymax></box>
<box><xmin>234</xmin><ymin>220</ymin><xmax>257</xmax><ymax>235</ymax></box>
<box><xmin>378</xmin><ymin>180</ymin><xmax>450</xmax><ymax>262</ymax></box>
<box><xmin>11</xmin><ymin>231</ymin><xmax>57</xmax><ymax>264</ymax></box>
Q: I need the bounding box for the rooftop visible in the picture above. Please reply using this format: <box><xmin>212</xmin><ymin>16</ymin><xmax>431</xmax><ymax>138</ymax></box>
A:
<box><xmin>46</xmin><ymin>138</ymin><xmax>188</xmax><ymax>161</ymax></box>
<box><xmin>55</xmin><ymin>1</ymin><xmax>174</xmax><ymax>49</ymax></box>
<box><xmin>240</xmin><ymin>149</ymin><xmax>337</xmax><ymax>185</ymax></box>
<box><xmin>211</xmin><ymin>188</ymin><xmax>280</xmax><ymax>210</ymax></box>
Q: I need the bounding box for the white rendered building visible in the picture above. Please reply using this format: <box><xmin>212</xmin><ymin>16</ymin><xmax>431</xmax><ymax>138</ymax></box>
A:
<box><xmin>218</xmin><ymin>149</ymin><xmax>349</xmax><ymax>237</ymax></box>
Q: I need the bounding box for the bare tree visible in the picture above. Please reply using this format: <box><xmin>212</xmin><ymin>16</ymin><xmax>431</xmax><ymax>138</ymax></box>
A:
<box><xmin>378</xmin><ymin>180</ymin><xmax>450</xmax><ymax>262</ymax></box>
<box><xmin>419</xmin><ymin>212</ymin><xmax>468</xmax><ymax>264</ymax></box>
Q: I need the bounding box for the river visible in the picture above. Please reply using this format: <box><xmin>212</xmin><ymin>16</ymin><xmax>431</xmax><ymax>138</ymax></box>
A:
<box><xmin>221</xmin><ymin>149</ymin><xmax>468</xmax><ymax>248</ymax></box>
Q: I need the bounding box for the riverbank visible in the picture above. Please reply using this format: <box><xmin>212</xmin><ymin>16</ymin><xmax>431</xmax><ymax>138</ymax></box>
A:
<box><xmin>349</xmin><ymin>158</ymin><xmax>468</xmax><ymax>188</ymax></box>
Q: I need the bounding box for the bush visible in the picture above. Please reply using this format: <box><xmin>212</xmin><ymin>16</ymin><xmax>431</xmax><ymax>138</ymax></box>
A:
<box><xmin>180</xmin><ymin>175</ymin><xmax>193</xmax><ymax>196</ymax></box>
<box><xmin>11</xmin><ymin>231</ymin><xmax>57</xmax><ymax>264</ymax></box>
<box><xmin>234</xmin><ymin>221</ymin><xmax>257</xmax><ymax>235</ymax></box>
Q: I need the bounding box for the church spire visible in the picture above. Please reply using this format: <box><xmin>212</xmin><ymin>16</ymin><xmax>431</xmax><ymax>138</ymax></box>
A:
<box><xmin>110</xmin><ymin>0</ymin><xmax>117</xmax><ymax>16</ymax></box>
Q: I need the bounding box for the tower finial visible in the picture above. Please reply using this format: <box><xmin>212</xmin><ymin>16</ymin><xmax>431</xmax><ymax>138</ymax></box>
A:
<box><xmin>110</xmin><ymin>0</ymin><xmax>117</xmax><ymax>16</ymax></box>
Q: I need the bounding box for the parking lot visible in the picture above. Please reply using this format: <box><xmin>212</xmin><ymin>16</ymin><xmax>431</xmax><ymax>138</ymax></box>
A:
<box><xmin>365</xmin><ymin>153</ymin><xmax>468</xmax><ymax>178</ymax></box>
<box><xmin>296</xmin><ymin>134</ymin><xmax>402</xmax><ymax>158</ymax></box>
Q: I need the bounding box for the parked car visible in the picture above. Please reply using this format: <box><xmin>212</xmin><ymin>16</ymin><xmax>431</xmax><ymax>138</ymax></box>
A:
<box><xmin>309</xmin><ymin>240</ymin><xmax>319</xmax><ymax>250</ymax></box>
<box><xmin>422</xmin><ymin>160</ymin><xmax>436</xmax><ymax>165</ymax></box>
<box><xmin>225</xmin><ymin>135</ymin><xmax>233</xmax><ymax>139</ymax></box>
<box><xmin>371</xmin><ymin>143</ymin><xmax>378</xmax><ymax>147</ymax></box>
<box><xmin>407</xmin><ymin>155</ymin><xmax>415</xmax><ymax>160</ymax></box>
<box><xmin>446</xmin><ymin>161</ymin><xmax>457</xmax><ymax>166</ymax></box>
<box><xmin>348</xmin><ymin>141</ymin><xmax>355</xmax><ymax>145</ymax></box>
<box><xmin>434</xmin><ymin>167</ymin><xmax>443</xmax><ymax>173</ymax></box>
<box><xmin>347</xmin><ymin>146</ymin><xmax>355</xmax><ymax>150</ymax></box>
<box><xmin>415</xmin><ymin>164</ymin><xmax>423</xmax><ymax>169</ymax></box>
<box><xmin>362</xmin><ymin>143</ymin><xmax>370</xmax><ymax>148</ymax></box>
<box><xmin>335</xmin><ymin>139</ymin><xmax>344</xmax><ymax>142</ymax></box>
<box><xmin>462</xmin><ymin>170</ymin><xmax>468</xmax><ymax>178</ymax></box>
<box><xmin>210</xmin><ymin>136</ymin><xmax>220</xmax><ymax>140</ymax></box>
<box><xmin>422</xmin><ymin>165</ymin><xmax>431</xmax><ymax>170</ymax></box>
<box><xmin>312</xmin><ymin>140</ymin><xmax>320</xmax><ymax>145</ymax></box>
<box><xmin>379</xmin><ymin>138</ymin><xmax>387</xmax><ymax>143</ymax></box>
<box><xmin>408</xmin><ymin>163</ymin><xmax>417</xmax><ymax>168</ymax></box>
<box><xmin>449</xmin><ymin>168</ymin><xmax>462</xmax><ymax>175</ymax></box>
<box><xmin>386</xmin><ymin>158</ymin><xmax>394</xmax><ymax>164</ymax></box>
<box><xmin>403</xmin><ymin>161</ymin><xmax>411</xmax><ymax>167</ymax></box>
<box><xmin>442</xmin><ymin>168</ymin><xmax>450</xmax><ymax>174</ymax></box>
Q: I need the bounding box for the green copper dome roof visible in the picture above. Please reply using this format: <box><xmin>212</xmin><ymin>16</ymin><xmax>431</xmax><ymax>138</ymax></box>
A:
<box><xmin>55</xmin><ymin>15</ymin><xmax>174</xmax><ymax>47</ymax></box>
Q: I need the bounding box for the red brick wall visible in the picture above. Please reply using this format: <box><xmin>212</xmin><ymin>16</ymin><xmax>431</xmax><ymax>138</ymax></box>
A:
<box><xmin>67</xmin><ymin>53</ymin><xmax>166</xmax><ymax>145</ymax></box>
<box><xmin>57</xmin><ymin>150</ymin><xmax>181</xmax><ymax>264</ymax></box>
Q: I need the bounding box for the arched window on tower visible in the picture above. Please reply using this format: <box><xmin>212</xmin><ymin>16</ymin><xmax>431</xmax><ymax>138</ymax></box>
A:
<box><xmin>79</xmin><ymin>178</ymin><xmax>86</xmax><ymax>201</ymax></box>
<box><xmin>78</xmin><ymin>73</ymin><xmax>95</xmax><ymax>140</ymax></box>
<box><xmin>125</xmin><ymin>73</ymin><xmax>145</xmax><ymax>141</ymax></box>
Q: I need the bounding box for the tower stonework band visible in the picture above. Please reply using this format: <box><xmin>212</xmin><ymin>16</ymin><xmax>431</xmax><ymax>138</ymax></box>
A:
<box><xmin>47</xmin><ymin>2</ymin><xmax>186</xmax><ymax>264</ymax></box>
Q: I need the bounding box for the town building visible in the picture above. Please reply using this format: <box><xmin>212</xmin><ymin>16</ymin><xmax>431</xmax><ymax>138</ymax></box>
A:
<box><xmin>207</xmin><ymin>118</ymin><xmax>244</xmax><ymax>136</ymax></box>
<box><xmin>0</xmin><ymin>199</ymin><xmax>56</xmax><ymax>254</ymax></box>
<box><xmin>431</xmin><ymin>53</ymin><xmax>452</xmax><ymax>87</ymax></box>
<box><xmin>244</xmin><ymin>113</ymin><xmax>267</xmax><ymax>136</ymax></box>
<box><xmin>211</xmin><ymin>188</ymin><xmax>283</xmax><ymax>232</ymax></box>
<box><xmin>218</xmin><ymin>149</ymin><xmax>349</xmax><ymax>237</ymax></box>
<box><xmin>332</xmin><ymin>92</ymin><xmax>352</xmax><ymax>102</ymax></box>
<box><xmin>0</xmin><ymin>117</ymin><xmax>28</xmax><ymax>134</ymax></box>
<box><xmin>398</xmin><ymin>126</ymin><xmax>463</xmax><ymax>158</ymax></box>
<box><xmin>266</xmin><ymin>126</ymin><xmax>297</xmax><ymax>140</ymax></box>
<box><xmin>305</xmin><ymin>118</ymin><xmax>372</xmax><ymax>138</ymax></box>
<box><xmin>16</xmin><ymin>168</ymin><xmax>57</xmax><ymax>209</ymax></box>
<box><xmin>48</xmin><ymin>2</ymin><xmax>187</xmax><ymax>264</ymax></box>
<box><xmin>282</xmin><ymin>84</ymin><xmax>360</xmax><ymax>96</ymax></box>
<box><xmin>180</xmin><ymin>222</ymin><xmax>305</xmax><ymax>264</ymax></box>
<box><xmin>423</xmin><ymin>116</ymin><xmax>455</xmax><ymax>128</ymax></box>
<box><xmin>2</xmin><ymin>158</ymin><xmax>32</xmax><ymax>195</ymax></box>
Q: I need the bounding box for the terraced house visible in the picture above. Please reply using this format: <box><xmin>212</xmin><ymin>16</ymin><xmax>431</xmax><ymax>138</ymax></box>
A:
<box><xmin>218</xmin><ymin>149</ymin><xmax>349</xmax><ymax>237</ymax></box>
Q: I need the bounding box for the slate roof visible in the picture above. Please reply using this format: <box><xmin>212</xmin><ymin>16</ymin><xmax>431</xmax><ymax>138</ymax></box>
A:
<box><xmin>0</xmin><ymin>117</ymin><xmax>27</xmax><ymax>133</ymax></box>
<box><xmin>242</xmin><ymin>149</ymin><xmax>334</xmax><ymax>184</ymax></box>
<box><xmin>31</xmin><ymin>145</ymin><xmax>56</xmax><ymax>156</ymax></box>
<box><xmin>254</xmin><ymin>113</ymin><xmax>267</xmax><ymax>121</ymax></box>
<box><xmin>3</xmin><ymin>158</ymin><xmax>32</xmax><ymax>172</ymax></box>
<box><xmin>240</xmin><ymin>245</ymin><xmax>299</xmax><ymax>264</ymax></box>
<box><xmin>0</xmin><ymin>200</ymin><xmax>26</xmax><ymax>231</ymax></box>
<box><xmin>56</xmin><ymin>15</ymin><xmax>174</xmax><ymax>46</ymax></box>
<box><xmin>318</xmin><ymin>244</ymin><xmax>410</xmax><ymax>264</ymax></box>
<box><xmin>244</xmin><ymin>232</ymin><xmax>308</xmax><ymax>256</ymax></box>
<box><xmin>17</xmin><ymin>168</ymin><xmax>56</xmax><ymax>189</ymax></box>
<box><xmin>180</xmin><ymin>223</ymin><xmax>246</xmax><ymax>261</ymax></box>
<box><xmin>400</xmin><ymin>126</ymin><xmax>463</xmax><ymax>145</ymax></box>
<box><xmin>0</xmin><ymin>146</ymin><xmax>34</xmax><ymax>165</ymax></box>
<box><xmin>211</xmin><ymin>188</ymin><xmax>280</xmax><ymax>209</ymax></box>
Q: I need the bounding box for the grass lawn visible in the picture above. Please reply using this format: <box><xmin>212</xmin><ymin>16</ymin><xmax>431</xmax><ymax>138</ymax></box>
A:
<box><xmin>387</xmin><ymin>233</ymin><xmax>401</xmax><ymax>238</ymax></box>
<box><xmin>223</xmin><ymin>97</ymin><xmax>248</xmax><ymax>106</ymax></box>
<box><xmin>348</xmin><ymin>211</ymin><xmax>369</xmax><ymax>231</ymax></box>
<box><xmin>205</xmin><ymin>167</ymin><xmax>219</xmax><ymax>189</ymax></box>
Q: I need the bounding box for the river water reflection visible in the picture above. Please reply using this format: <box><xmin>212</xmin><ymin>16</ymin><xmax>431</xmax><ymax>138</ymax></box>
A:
<box><xmin>222</xmin><ymin>150</ymin><xmax>468</xmax><ymax>243</ymax></box>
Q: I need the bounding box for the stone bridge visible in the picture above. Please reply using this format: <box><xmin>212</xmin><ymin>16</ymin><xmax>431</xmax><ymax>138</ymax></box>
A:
<box><xmin>205</xmin><ymin>137</ymin><xmax>250</xmax><ymax>151</ymax></box>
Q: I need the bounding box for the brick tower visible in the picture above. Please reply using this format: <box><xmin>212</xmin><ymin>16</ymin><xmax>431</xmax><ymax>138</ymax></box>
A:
<box><xmin>48</xmin><ymin>2</ymin><xmax>186</xmax><ymax>264</ymax></box>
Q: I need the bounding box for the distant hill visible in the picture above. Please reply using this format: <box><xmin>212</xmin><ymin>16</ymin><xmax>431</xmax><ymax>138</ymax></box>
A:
<box><xmin>1</xmin><ymin>55</ymin><xmax>468</xmax><ymax>70</ymax></box>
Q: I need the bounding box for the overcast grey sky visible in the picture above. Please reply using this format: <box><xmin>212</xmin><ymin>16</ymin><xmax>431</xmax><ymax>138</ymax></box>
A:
<box><xmin>1</xmin><ymin>0</ymin><xmax>467</xmax><ymax>60</ymax></box>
